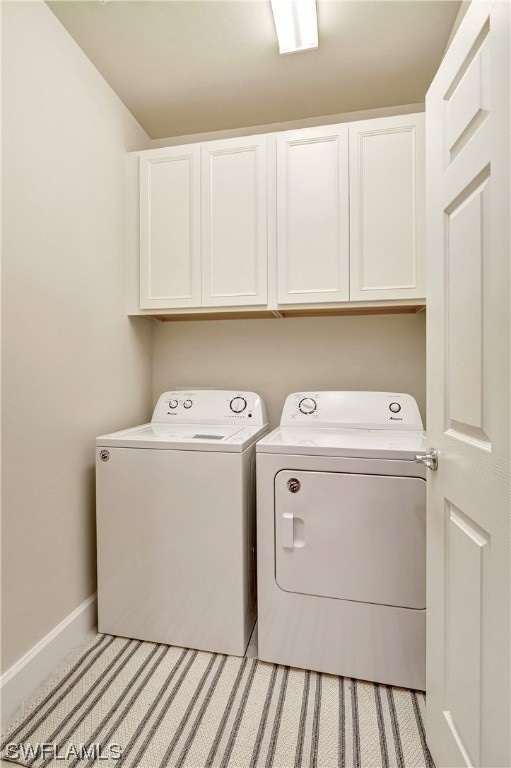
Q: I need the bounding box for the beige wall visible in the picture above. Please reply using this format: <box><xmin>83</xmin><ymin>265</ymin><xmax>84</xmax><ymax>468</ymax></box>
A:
<box><xmin>152</xmin><ymin>313</ymin><xmax>426</xmax><ymax>429</ymax></box>
<box><xmin>1</xmin><ymin>1</ymin><xmax>153</xmax><ymax>672</ymax></box>
<box><xmin>0</xmin><ymin>0</ymin><xmax>428</xmax><ymax>676</ymax></box>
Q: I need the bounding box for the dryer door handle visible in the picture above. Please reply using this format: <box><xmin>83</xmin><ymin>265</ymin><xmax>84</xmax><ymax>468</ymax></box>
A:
<box><xmin>282</xmin><ymin>512</ymin><xmax>294</xmax><ymax>549</ymax></box>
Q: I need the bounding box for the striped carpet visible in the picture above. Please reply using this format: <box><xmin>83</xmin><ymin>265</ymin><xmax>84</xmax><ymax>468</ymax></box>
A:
<box><xmin>1</xmin><ymin>634</ymin><xmax>434</xmax><ymax>768</ymax></box>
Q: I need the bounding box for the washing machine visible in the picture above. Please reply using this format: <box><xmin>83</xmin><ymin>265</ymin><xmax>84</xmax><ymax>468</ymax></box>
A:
<box><xmin>256</xmin><ymin>391</ymin><xmax>428</xmax><ymax>690</ymax></box>
<box><xmin>96</xmin><ymin>389</ymin><xmax>267</xmax><ymax>656</ymax></box>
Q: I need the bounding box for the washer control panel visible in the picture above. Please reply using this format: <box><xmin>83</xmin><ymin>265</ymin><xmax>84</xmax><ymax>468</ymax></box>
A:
<box><xmin>298</xmin><ymin>397</ymin><xmax>317</xmax><ymax>415</ymax></box>
<box><xmin>280</xmin><ymin>392</ymin><xmax>423</xmax><ymax>430</ymax></box>
<box><xmin>152</xmin><ymin>390</ymin><xmax>267</xmax><ymax>426</ymax></box>
<box><xmin>230</xmin><ymin>396</ymin><xmax>247</xmax><ymax>414</ymax></box>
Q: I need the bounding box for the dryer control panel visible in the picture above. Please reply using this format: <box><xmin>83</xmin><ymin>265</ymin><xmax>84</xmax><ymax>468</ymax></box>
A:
<box><xmin>152</xmin><ymin>390</ymin><xmax>267</xmax><ymax>426</ymax></box>
<box><xmin>280</xmin><ymin>391</ymin><xmax>423</xmax><ymax>430</ymax></box>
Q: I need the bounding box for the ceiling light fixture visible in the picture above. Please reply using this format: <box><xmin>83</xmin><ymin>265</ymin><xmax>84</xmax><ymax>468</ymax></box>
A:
<box><xmin>270</xmin><ymin>0</ymin><xmax>318</xmax><ymax>55</ymax></box>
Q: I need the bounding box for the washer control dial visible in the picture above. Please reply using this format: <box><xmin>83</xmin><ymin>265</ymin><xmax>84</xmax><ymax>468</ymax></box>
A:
<box><xmin>230</xmin><ymin>396</ymin><xmax>247</xmax><ymax>414</ymax></box>
<box><xmin>183</xmin><ymin>399</ymin><xmax>193</xmax><ymax>409</ymax></box>
<box><xmin>389</xmin><ymin>402</ymin><xmax>401</xmax><ymax>414</ymax></box>
<box><xmin>299</xmin><ymin>397</ymin><xmax>317</xmax><ymax>415</ymax></box>
<box><xmin>168</xmin><ymin>399</ymin><xmax>178</xmax><ymax>409</ymax></box>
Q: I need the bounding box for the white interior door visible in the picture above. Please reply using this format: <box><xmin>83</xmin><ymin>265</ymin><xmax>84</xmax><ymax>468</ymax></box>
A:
<box><xmin>425</xmin><ymin>2</ymin><xmax>510</xmax><ymax>767</ymax></box>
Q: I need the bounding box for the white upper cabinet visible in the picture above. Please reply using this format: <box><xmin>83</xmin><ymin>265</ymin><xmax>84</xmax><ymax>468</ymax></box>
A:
<box><xmin>276</xmin><ymin>125</ymin><xmax>350</xmax><ymax>304</ymax></box>
<box><xmin>349</xmin><ymin>113</ymin><xmax>425</xmax><ymax>301</ymax></box>
<box><xmin>140</xmin><ymin>144</ymin><xmax>201</xmax><ymax>309</ymax></box>
<box><xmin>135</xmin><ymin>112</ymin><xmax>426</xmax><ymax>314</ymax></box>
<box><xmin>201</xmin><ymin>136</ymin><xmax>267</xmax><ymax>307</ymax></box>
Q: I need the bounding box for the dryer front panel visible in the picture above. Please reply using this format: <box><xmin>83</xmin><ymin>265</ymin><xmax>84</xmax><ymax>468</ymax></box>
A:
<box><xmin>274</xmin><ymin>470</ymin><xmax>426</xmax><ymax>609</ymax></box>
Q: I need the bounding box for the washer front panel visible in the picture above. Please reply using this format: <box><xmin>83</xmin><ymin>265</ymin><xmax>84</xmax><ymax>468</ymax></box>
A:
<box><xmin>96</xmin><ymin>445</ymin><xmax>256</xmax><ymax>655</ymax></box>
<box><xmin>256</xmin><ymin>451</ymin><xmax>426</xmax><ymax>689</ymax></box>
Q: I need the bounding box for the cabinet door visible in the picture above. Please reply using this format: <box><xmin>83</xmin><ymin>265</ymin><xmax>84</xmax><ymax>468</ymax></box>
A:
<box><xmin>201</xmin><ymin>136</ymin><xmax>267</xmax><ymax>307</ymax></box>
<box><xmin>139</xmin><ymin>145</ymin><xmax>201</xmax><ymax>309</ymax></box>
<box><xmin>276</xmin><ymin>125</ymin><xmax>349</xmax><ymax>304</ymax></box>
<box><xmin>349</xmin><ymin>114</ymin><xmax>425</xmax><ymax>301</ymax></box>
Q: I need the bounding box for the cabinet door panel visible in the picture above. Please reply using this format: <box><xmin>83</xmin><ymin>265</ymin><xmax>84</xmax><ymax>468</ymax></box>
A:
<box><xmin>277</xmin><ymin>126</ymin><xmax>350</xmax><ymax>304</ymax></box>
<box><xmin>202</xmin><ymin>136</ymin><xmax>267</xmax><ymax>307</ymax></box>
<box><xmin>349</xmin><ymin>114</ymin><xmax>425</xmax><ymax>301</ymax></box>
<box><xmin>139</xmin><ymin>145</ymin><xmax>201</xmax><ymax>309</ymax></box>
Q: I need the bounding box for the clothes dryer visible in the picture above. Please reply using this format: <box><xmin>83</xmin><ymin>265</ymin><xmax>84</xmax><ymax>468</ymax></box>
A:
<box><xmin>256</xmin><ymin>391</ymin><xmax>427</xmax><ymax>689</ymax></box>
<box><xmin>96</xmin><ymin>390</ymin><xmax>267</xmax><ymax>656</ymax></box>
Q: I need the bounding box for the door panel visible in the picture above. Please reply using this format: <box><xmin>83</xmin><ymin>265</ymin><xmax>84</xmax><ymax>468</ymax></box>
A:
<box><xmin>139</xmin><ymin>145</ymin><xmax>201</xmax><ymax>309</ymax></box>
<box><xmin>276</xmin><ymin>125</ymin><xmax>350</xmax><ymax>304</ymax></box>
<box><xmin>201</xmin><ymin>136</ymin><xmax>267</xmax><ymax>306</ymax></box>
<box><xmin>446</xmin><ymin>27</ymin><xmax>490</xmax><ymax>161</ymax></box>
<box><xmin>349</xmin><ymin>114</ymin><xmax>425</xmax><ymax>301</ymax></box>
<box><xmin>446</xmin><ymin>170</ymin><xmax>491</xmax><ymax>444</ymax></box>
<box><xmin>274</xmin><ymin>470</ymin><xmax>426</xmax><ymax>609</ymax></box>
<box><xmin>445</xmin><ymin>504</ymin><xmax>489</xmax><ymax>767</ymax></box>
<box><xmin>426</xmin><ymin>2</ymin><xmax>510</xmax><ymax>766</ymax></box>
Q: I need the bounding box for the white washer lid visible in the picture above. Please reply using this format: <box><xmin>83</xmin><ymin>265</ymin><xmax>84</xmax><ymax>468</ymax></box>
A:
<box><xmin>97</xmin><ymin>422</ymin><xmax>267</xmax><ymax>452</ymax></box>
<box><xmin>256</xmin><ymin>426</ymin><xmax>428</xmax><ymax>460</ymax></box>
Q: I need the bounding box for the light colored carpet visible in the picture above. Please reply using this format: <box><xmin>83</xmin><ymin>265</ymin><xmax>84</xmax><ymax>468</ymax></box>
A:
<box><xmin>1</xmin><ymin>634</ymin><xmax>433</xmax><ymax>767</ymax></box>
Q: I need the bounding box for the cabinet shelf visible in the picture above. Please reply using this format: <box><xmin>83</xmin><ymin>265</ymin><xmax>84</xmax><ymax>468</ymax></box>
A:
<box><xmin>139</xmin><ymin>303</ymin><xmax>426</xmax><ymax>323</ymax></box>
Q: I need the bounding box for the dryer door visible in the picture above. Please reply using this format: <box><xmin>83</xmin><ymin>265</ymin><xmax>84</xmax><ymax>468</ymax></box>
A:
<box><xmin>275</xmin><ymin>470</ymin><xmax>425</xmax><ymax>609</ymax></box>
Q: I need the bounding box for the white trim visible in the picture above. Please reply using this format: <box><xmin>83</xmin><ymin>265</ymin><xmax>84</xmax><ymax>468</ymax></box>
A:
<box><xmin>0</xmin><ymin>594</ymin><xmax>97</xmax><ymax>725</ymax></box>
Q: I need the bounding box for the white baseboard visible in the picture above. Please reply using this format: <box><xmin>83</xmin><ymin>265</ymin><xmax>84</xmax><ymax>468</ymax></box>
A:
<box><xmin>1</xmin><ymin>594</ymin><xmax>97</xmax><ymax>725</ymax></box>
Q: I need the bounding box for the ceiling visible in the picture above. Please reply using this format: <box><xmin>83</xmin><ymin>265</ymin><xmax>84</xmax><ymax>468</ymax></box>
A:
<box><xmin>47</xmin><ymin>0</ymin><xmax>462</xmax><ymax>140</ymax></box>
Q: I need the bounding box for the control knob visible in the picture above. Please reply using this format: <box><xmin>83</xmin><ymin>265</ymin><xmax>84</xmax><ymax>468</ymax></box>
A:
<box><xmin>299</xmin><ymin>397</ymin><xmax>317</xmax><ymax>415</ymax></box>
<box><xmin>183</xmin><ymin>399</ymin><xmax>193</xmax><ymax>409</ymax></box>
<box><xmin>389</xmin><ymin>402</ymin><xmax>401</xmax><ymax>413</ymax></box>
<box><xmin>230</xmin><ymin>396</ymin><xmax>247</xmax><ymax>414</ymax></box>
<box><xmin>168</xmin><ymin>399</ymin><xmax>178</xmax><ymax>409</ymax></box>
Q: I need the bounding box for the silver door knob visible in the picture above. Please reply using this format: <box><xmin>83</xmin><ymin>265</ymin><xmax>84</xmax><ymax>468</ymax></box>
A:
<box><xmin>414</xmin><ymin>448</ymin><xmax>438</xmax><ymax>470</ymax></box>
